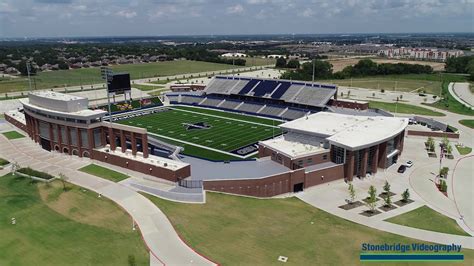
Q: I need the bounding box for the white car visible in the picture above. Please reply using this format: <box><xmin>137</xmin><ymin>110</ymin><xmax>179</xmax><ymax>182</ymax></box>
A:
<box><xmin>406</xmin><ymin>161</ymin><xmax>414</xmax><ymax>168</ymax></box>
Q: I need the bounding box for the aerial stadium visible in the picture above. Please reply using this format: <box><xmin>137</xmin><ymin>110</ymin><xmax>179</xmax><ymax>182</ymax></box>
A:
<box><xmin>4</xmin><ymin>74</ymin><xmax>408</xmax><ymax>197</ymax></box>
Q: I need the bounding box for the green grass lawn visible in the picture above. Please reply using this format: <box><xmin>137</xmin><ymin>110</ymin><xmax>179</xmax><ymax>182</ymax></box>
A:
<box><xmin>117</xmin><ymin>106</ymin><xmax>283</xmax><ymax>160</ymax></box>
<box><xmin>133</xmin><ymin>84</ymin><xmax>165</xmax><ymax>91</ymax></box>
<box><xmin>0</xmin><ymin>158</ymin><xmax>9</xmax><ymax>169</ymax></box>
<box><xmin>319</xmin><ymin>73</ymin><xmax>466</xmax><ymax>95</ymax></box>
<box><xmin>0</xmin><ymin>173</ymin><xmax>148</xmax><ymax>265</ymax></box>
<box><xmin>79</xmin><ymin>164</ymin><xmax>129</xmax><ymax>182</ymax></box>
<box><xmin>0</xmin><ymin>60</ymin><xmax>244</xmax><ymax>93</ymax></box>
<box><xmin>367</xmin><ymin>100</ymin><xmax>445</xmax><ymax>116</ymax></box>
<box><xmin>455</xmin><ymin>145</ymin><xmax>472</xmax><ymax>155</ymax></box>
<box><xmin>425</xmin><ymin>81</ymin><xmax>474</xmax><ymax>116</ymax></box>
<box><xmin>459</xmin><ymin>119</ymin><xmax>474</xmax><ymax>129</ymax></box>
<box><xmin>2</xmin><ymin>131</ymin><xmax>25</xmax><ymax>139</ymax></box>
<box><xmin>386</xmin><ymin>205</ymin><xmax>470</xmax><ymax>236</ymax></box>
<box><xmin>144</xmin><ymin>192</ymin><xmax>474</xmax><ymax>265</ymax></box>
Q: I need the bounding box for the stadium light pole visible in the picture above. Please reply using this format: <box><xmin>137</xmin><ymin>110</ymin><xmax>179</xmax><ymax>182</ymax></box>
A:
<box><xmin>26</xmin><ymin>61</ymin><xmax>32</xmax><ymax>92</ymax></box>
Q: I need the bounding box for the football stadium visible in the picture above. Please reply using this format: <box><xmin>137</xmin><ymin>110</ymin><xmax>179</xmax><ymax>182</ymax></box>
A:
<box><xmin>4</xmin><ymin>74</ymin><xmax>408</xmax><ymax>197</ymax></box>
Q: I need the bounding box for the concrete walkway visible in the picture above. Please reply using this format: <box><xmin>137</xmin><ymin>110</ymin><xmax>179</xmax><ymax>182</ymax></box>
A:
<box><xmin>450</xmin><ymin>82</ymin><xmax>474</xmax><ymax>109</ymax></box>
<box><xmin>297</xmin><ymin>184</ymin><xmax>474</xmax><ymax>249</ymax></box>
<box><xmin>0</xmin><ymin>132</ymin><xmax>216</xmax><ymax>266</ymax></box>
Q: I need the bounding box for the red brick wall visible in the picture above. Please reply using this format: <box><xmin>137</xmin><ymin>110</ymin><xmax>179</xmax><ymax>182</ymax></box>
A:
<box><xmin>305</xmin><ymin>165</ymin><xmax>344</xmax><ymax>188</ymax></box>
<box><xmin>91</xmin><ymin>150</ymin><xmax>190</xmax><ymax>182</ymax></box>
<box><xmin>407</xmin><ymin>130</ymin><xmax>459</xmax><ymax>139</ymax></box>
<box><xmin>203</xmin><ymin>165</ymin><xmax>346</xmax><ymax>198</ymax></box>
<box><xmin>328</xmin><ymin>99</ymin><xmax>369</xmax><ymax>110</ymax></box>
<box><xmin>4</xmin><ymin>113</ymin><xmax>27</xmax><ymax>132</ymax></box>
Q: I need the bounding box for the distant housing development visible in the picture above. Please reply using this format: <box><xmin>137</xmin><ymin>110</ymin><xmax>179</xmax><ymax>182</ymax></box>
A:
<box><xmin>379</xmin><ymin>47</ymin><xmax>464</xmax><ymax>61</ymax></box>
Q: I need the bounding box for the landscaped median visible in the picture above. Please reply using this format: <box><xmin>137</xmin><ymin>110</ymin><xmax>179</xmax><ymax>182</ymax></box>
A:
<box><xmin>0</xmin><ymin>172</ymin><xmax>148</xmax><ymax>265</ymax></box>
<box><xmin>385</xmin><ymin>205</ymin><xmax>470</xmax><ymax>237</ymax></box>
<box><xmin>459</xmin><ymin>119</ymin><xmax>474</xmax><ymax>129</ymax></box>
<box><xmin>79</xmin><ymin>163</ymin><xmax>130</xmax><ymax>182</ymax></box>
<box><xmin>2</xmin><ymin>130</ymin><xmax>25</xmax><ymax>140</ymax></box>
<box><xmin>16</xmin><ymin>167</ymin><xmax>56</xmax><ymax>182</ymax></box>
<box><xmin>0</xmin><ymin>158</ymin><xmax>10</xmax><ymax>169</ymax></box>
<box><xmin>143</xmin><ymin>192</ymin><xmax>474</xmax><ymax>265</ymax></box>
<box><xmin>367</xmin><ymin>100</ymin><xmax>445</xmax><ymax>116</ymax></box>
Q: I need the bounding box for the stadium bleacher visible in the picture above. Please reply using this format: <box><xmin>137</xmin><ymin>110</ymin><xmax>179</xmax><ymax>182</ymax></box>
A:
<box><xmin>236</xmin><ymin>102</ymin><xmax>264</xmax><ymax>113</ymax></box>
<box><xmin>280</xmin><ymin>108</ymin><xmax>308</xmax><ymax>120</ymax></box>
<box><xmin>258</xmin><ymin>105</ymin><xmax>286</xmax><ymax>117</ymax></box>
<box><xmin>166</xmin><ymin>75</ymin><xmax>336</xmax><ymax>121</ymax></box>
<box><xmin>219</xmin><ymin>99</ymin><xmax>242</xmax><ymax>110</ymax></box>
<box><xmin>199</xmin><ymin>97</ymin><xmax>223</xmax><ymax>108</ymax></box>
<box><xmin>251</xmin><ymin>80</ymin><xmax>279</xmax><ymax>97</ymax></box>
<box><xmin>180</xmin><ymin>95</ymin><xmax>203</xmax><ymax>105</ymax></box>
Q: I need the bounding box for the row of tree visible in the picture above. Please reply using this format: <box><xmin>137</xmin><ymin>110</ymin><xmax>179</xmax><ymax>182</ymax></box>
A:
<box><xmin>275</xmin><ymin>57</ymin><xmax>300</xmax><ymax>69</ymax></box>
<box><xmin>445</xmin><ymin>55</ymin><xmax>474</xmax><ymax>81</ymax></box>
<box><xmin>281</xmin><ymin>59</ymin><xmax>434</xmax><ymax>81</ymax></box>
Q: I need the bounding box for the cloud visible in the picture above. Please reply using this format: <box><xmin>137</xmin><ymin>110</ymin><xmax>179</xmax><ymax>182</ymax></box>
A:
<box><xmin>117</xmin><ymin>10</ymin><xmax>137</xmax><ymax>19</ymax></box>
<box><xmin>302</xmin><ymin>8</ymin><xmax>314</xmax><ymax>17</ymax></box>
<box><xmin>226</xmin><ymin>4</ymin><xmax>244</xmax><ymax>14</ymax></box>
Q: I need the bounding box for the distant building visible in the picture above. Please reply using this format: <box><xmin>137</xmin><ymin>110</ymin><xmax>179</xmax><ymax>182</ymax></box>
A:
<box><xmin>379</xmin><ymin>47</ymin><xmax>464</xmax><ymax>62</ymax></box>
<box><xmin>221</xmin><ymin>52</ymin><xmax>247</xmax><ymax>57</ymax></box>
<box><xmin>4</xmin><ymin>67</ymin><xmax>20</xmax><ymax>75</ymax></box>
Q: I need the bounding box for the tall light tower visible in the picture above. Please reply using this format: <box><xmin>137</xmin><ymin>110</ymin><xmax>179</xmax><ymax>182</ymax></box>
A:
<box><xmin>26</xmin><ymin>61</ymin><xmax>33</xmax><ymax>91</ymax></box>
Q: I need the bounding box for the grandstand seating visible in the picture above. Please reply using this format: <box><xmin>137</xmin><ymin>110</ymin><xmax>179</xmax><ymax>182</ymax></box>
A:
<box><xmin>280</xmin><ymin>108</ymin><xmax>308</xmax><ymax>120</ymax></box>
<box><xmin>258</xmin><ymin>105</ymin><xmax>286</xmax><ymax>117</ymax></box>
<box><xmin>238</xmin><ymin>79</ymin><xmax>259</xmax><ymax>95</ymax></box>
<box><xmin>270</xmin><ymin>82</ymin><xmax>291</xmax><ymax>99</ymax></box>
<box><xmin>236</xmin><ymin>102</ymin><xmax>264</xmax><ymax>113</ymax></box>
<box><xmin>199</xmin><ymin>97</ymin><xmax>223</xmax><ymax>107</ymax></box>
<box><xmin>292</xmin><ymin>86</ymin><xmax>335</xmax><ymax>107</ymax></box>
<box><xmin>180</xmin><ymin>95</ymin><xmax>202</xmax><ymax>105</ymax></box>
<box><xmin>251</xmin><ymin>80</ymin><xmax>279</xmax><ymax>97</ymax></box>
<box><xmin>167</xmin><ymin>95</ymin><xmax>180</xmax><ymax>103</ymax></box>
<box><xmin>219</xmin><ymin>99</ymin><xmax>242</xmax><ymax>110</ymax></box>
<box><xmin>279</xmin><ymin>83</ymin><xmax>305</xmax><ymax>101</ymax></box>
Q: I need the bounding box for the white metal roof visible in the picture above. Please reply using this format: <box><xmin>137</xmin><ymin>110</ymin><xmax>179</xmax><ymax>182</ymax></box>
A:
<box><xmin>30</xmin><ymin>91</ymin><xmax>84</xmax><ymax>101</ymax></box>
<box><xmin>280</xmin><ymin>112</ymin><xmax>408</xmax><ymax>150</ymax></box>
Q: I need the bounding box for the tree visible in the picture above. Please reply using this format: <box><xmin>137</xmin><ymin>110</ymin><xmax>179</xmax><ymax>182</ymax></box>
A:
<box><xmin>275</xmin><ymin>57</ymin><xmax>287</xmax><ymax>68</ymax></box>
<box><xmin>18</xmin><ymin>60</ymin><xmax>36</xmax><ymax>76</ymax></box>
<box><xmin>348</xmin><ymin>183</ymin><xmax>356</xmax><ymax>204</ymax></box>
<box><xmin>384</xmin><ymin>192</ymin><xmax>392</xmax><ymax>207</ymax></box>
<box><xmin>402</xmin><ymin>189</ymin><xmax>410</xmax><ymax>202</ymax></box>
<box><xmin>58</xmin><ymin>61</ymin><xmax>69</xmax><ymax>70</ymax></box>
<box><xmin>58</xmin><ymin>172</ymin><xmax>69</xmax><ymax>191</ymax></box>
<box><xmin>286</xmin><ymin>59</ymin><xmax>300</xmax><ymax>69</ymax></box>
<box><xmin>439</xmin><ymin>167</ymin><xmax>449</xmax><ymax>178</ymax></box>
<box><xmin>367</xmin><ymin>185</ymin><xmax>377</xmax><ymax>212</ymax></box>
<box><xmin>446</xmin><ymin>145</ymin><xmax>453</xmax><ymax>156</ymax></box>
<box><xmin>383</xmin><ymin>180</ymin><xmax>390</xmax><ymax>194</ymax></box>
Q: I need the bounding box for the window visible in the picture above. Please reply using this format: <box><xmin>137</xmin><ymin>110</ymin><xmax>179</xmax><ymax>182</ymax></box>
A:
<box><xmin>322</xmin><ymin>154</ymin><xmax>328</xmax><ymax>160</ymax></box>
<box><xmin>306</xmin><ymin>158</ymin><xmax>313</xmax><ymax>163</ymax></box>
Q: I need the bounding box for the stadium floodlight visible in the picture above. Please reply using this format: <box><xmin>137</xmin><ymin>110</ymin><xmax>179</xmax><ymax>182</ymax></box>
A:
<box><xmin>26</xmin><ymin>60</ymin><xmax>32</xmax><ymax>91</ymax></box>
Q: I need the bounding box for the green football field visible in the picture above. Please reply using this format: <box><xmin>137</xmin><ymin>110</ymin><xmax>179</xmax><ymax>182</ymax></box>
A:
<box><xmin>117</xmin><ymin>106</ymin><xmax>283</xmax><ymax>160</ymax></box>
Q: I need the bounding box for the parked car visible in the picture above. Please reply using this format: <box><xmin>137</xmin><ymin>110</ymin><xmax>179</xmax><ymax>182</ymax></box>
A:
<box><xmin>397</xmin><ymin>165</ymin><xmax>407</xmax><ymax>173</ymax></box>
<box><xmin>406</xmin><ymin>161</ymin><xmax>414</xmax><ymax>168</ymax></box>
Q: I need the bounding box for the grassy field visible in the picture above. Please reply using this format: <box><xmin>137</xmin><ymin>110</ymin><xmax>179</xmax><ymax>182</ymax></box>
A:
<box><xmin>0</xmin><ymin>60</ymin><xmax>245</xmax><ymax>93</ymax></box>
<box><xmin>386</xmin><ymin>206</ymin><xmax>470</xmax><ymax>236</ymax></box>
<box><xmin>425</xmin><ymin>80</ymin><xmax>474</xmax><ymax>116</ymax></box>
<box><xmin>367</xmin><ymin>100</ymin><xmax>445</xmax><ymax>116</ymax></box>
<box><xmin>133</xmin><ymin>84</ymin><xmax>165</xmax><ymax>91</ymax></box>
<box><xmin>144</xmin><ymin>192</ymin><xmax>474</xmax><ymax>265</ymax></box>
<box><xmin>459</xmin><ymin>119</ymin><xmax>474</xmax><ymax>129</ymax></box>
<box><xmin>117</xmin><ymin>106</ymin><xmax>282</xmax><ymax>160</ymax></box>
<box><xmin>2</xmin><ymin>131</ymin><xmax>25</xmax><ymax>140</ymax></box>
<box><xmin>319</xmin><ymin>74</ymin><xmax>467</xmax><ymax>96</ymax></box>
<box><xmin>79</xmin><ymin>164</ymin><xmax>130</xmax><ymax>182</ymax></box>
<box><xmin>0</xmin><ymin>173</ymin><xmax>148</xmax><ymax>265</ymax></box>
<box><xmin>455</xmin><ymin>144</ymin><xmax>472</xmax><ymax>155</ymax></box>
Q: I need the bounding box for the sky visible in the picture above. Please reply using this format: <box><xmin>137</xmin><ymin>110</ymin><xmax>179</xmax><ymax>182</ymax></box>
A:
<box><xmin>0</xmin><ymin>0</ymin><xmax>473</xmax><ymax>38</ymax></box>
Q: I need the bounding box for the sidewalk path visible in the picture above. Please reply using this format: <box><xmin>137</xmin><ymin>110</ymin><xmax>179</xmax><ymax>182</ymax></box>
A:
<box><xmin>450</xmin><ymin>82</ymin><xmax>474</xmax><ymax>109</ymax></box>
<box><xmin>0</xmin><ymin>134</ymin><xmax>216</xmax><ymax>266</ymax></box>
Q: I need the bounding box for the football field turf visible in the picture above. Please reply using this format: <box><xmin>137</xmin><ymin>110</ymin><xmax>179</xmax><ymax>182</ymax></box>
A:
<box><xmin>117</xmin><ymin>105</ymin><xmax>283</xmax><ymax>160</ymax></box>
